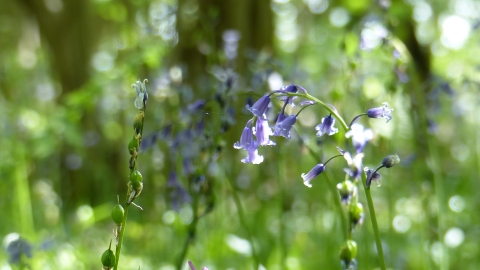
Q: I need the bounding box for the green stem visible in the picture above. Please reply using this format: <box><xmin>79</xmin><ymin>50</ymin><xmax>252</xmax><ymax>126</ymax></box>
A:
<box><xmin>114</xmin><ymin>81</ymin><xmax>148</xmax><ymax>270</ymax></box>
<box><xmin>287</xmin><ymin>93</ymin><xmax>349</xmax><ymax>131</ymax></box>
<box><xmin>427</xmin><ymin>136</ymin><xmax>448</xmax><ymax>270</ymax></box>
<box><xmin>278</xmin><ymin>149</ymin><xmax>287</xmax><ymax>270</ymax></box>
<box><xmin>227</xmin><ymin>177</ymin><xmax>259</xmax><ymax>269</ymax></box>
<box><xmin>114</xmin><ymin>202</ymin><xmax>130</xmax><ymax>270</ymax></box>
<box><xmin>361</xmin><ymin>173</ymin><xmax>387</xmax><ymax>270</ymax></box>
<box><xmin>325</xmin><ymin>171</ymin><xmax>348</xmax><ymax>240</ymax></box>
<box><xmin>176</xmin><ymin>192</ymin><xmax>199</xmax><ymax>270</ymax></box>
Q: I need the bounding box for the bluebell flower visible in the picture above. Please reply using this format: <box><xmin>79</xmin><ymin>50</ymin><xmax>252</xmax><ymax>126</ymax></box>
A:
<box><xmin>364</xmin><ymin>167</ymin><xmax>382</xmax><ymax>187</ymax></box>
<box><xmin>132</xmin><ymin>79</ymin><xmax>148</xmax><ymax>109</ymax></box>
<box><xmin>241</xmin><ymin>146</ymin><xmax>264</xmax><ymax>164</ymax></box>
<box><xmin>188</xmin><ymin>100</ymin><xmax>206</xmax><ymax>111</ymax></box>
<box><xmin>337</xmin><ymin>147</ymin><xmax>364</xmax><ymax>179</ymax></box>
<box><xmin>234</xmin><ymin>120</ymin><xmax>264</xmax><ymax>164</ymax></box>
<box><xmin>382</xmin><ymin>154</ymin><xmax>400</xmax><ymax>168</ymax></box>
<box><xmin>367</xmin><ymin>102</ymin><xmax>393</xmax><ymax>123</ymax></box>
<box><xmin>5</xmin><ymin>234</ymin><xmax>32</xmax><ymax>264</ymax></box>
<box><xmin>246</xmin><ymin>95</ymin><xmax>270</xmax><ymax>118</ymax></box>
<box><xmin>273</xmin><ymin>115</ymin><xmax>297</xmax><ymax>139</ymax></box>
<box><xmin>315</xmin><ymin>115</ymin><xmax>338</xmax><ymax>137</ymax></box>
<box><xmin>278</xmin><ymin>84</ymin><xmax>298</xmax><ymax>107</ymax></box>
<box><xmin>167</xmin><ymin>172</ymin><xmax>191</xmax><ymax>211</ymax></box>
<box><xmin>234</xmin><ymin>120</ymin><xmax>255</xmax><ymax>150</ymax></box>
<box><xmin>302</xmin><ymin>164</ymin><xmax>326</xmax><ymax>187</ymax></box>
<box><xmin>345</xmin><ymin>123</ymin><xmax>373</xmax><ymax>153</ymax></box>
<box><xmin>254</xmin><ymin>115</ymin><xmax>276</xmax><ymax>146</ymax></box>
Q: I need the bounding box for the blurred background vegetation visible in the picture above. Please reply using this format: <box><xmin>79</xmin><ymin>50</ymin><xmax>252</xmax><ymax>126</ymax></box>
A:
<box><xmin>1</xmin><ymin>0</ymin><xmax>479</xmax><ymax>269</ymax></box>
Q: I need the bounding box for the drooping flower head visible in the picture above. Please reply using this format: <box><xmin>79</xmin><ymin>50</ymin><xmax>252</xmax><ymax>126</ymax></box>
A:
<box><xmin>241</xmin><ymin>147</ymin><xmax>264</xmax><ymax>164</ymax></box>
<box><xmin>302</xmin><ymin>164</ymin><xmax>325</xmax><ymax>188</ymax></box>
<box><xmin>315</xmin><ymin>114</ymin><xmax>338</xmax><ymax>137</ymax></box>
<box><xmin>367</xmin><ymin>102</ymin><xmax>393</xmax><ymax>123</ymax></box>
<box><xmin>254</xmin><ymin>115</ymin><xmax>276</xmax><ymax>146</ymax></box>
<box><xmin>382</xmin><ymin>154</ymin><xmax>400</xmax><ymax>168</ymax></box>
<box><xmin>246</xmin><ymin>95</ymin><xmax>270</xmax><ymax>118</ymax></box>
<box><xmin>234</xmin><ymin>120</ymin><xmax>264</xmax><ymax>164</ymax></box>
<box><xmin>337</xmin><ymin>147</ymin><xmax>364</xmax><ymax>179</ymax></box>
<box><xmin>132</xmin><ymin>79</ymin><xmax>148</xmax><ymax>109</ymax></box>
<box><xmin>234</xmin><ymin>120</ymin><xmax>255</xmax><ymax>150</ymax></box>
<box><xmin>273</xmin><ymin>115</ymin><xmax>297</xmax><ymax>139</ymax></box>
<box><xmin>278</xmin><ymin>84</ymin><xmax>298</xmax><ymax>107</ymax></box>
<box><xmin>345</xmin><ymin>123</ymin><xmax>373</xmax><ymax>153</ymax></box>
<box><xmin>364</xmin><ymin>167</ymin><xmax>382</xmax><ymax>188</ymax></box>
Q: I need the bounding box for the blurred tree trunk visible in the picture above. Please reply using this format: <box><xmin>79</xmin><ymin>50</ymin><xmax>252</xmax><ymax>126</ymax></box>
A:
<box><xmin>15</xmin><ymin>0</ymin><xmax>128</xmax><ymax>215</ymax></box>
<box><xmin>17</xmin><ymin>0</ymin><xmax>100</xmax><ymax>92</ymax></box>
<box><xmin>174</xmin><ymin>0</ymin><xmax>274</xmax><ymax>85</ymax></box>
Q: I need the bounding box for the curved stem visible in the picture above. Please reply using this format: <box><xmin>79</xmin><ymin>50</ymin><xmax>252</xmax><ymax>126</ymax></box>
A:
<box><xmin>361</xmin><ymin>172</ymin><xmax>387</xmax><ymax>270</ymax></box>
<box><xmin>287</xmin><ymin>93</ymin><xmax>349</xmax><ymax>131</ymax></box>
<box><xmin>324</xmin><ymin>154</ymin><xmax>343</xmax><ymax>166</ymax></box>
<box><xmin>349</xmin><ymin>113</ymin><xmax>368</xmax><ymax>128</ymax></box>
<box><xmin>366</xmin><ymin>165</ymin><xmax>385</xmax><ymax>188</ymax></box>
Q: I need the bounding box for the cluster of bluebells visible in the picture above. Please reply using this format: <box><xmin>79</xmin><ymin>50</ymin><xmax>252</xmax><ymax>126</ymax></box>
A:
<box><xmin>234</xmin><ymin>89</ymin><xmax>397</xmax><ymax>269</ymax></box>
<box><xmin>234</xmin><ymin>84</ymin><xmax>332</xmax><ymax>164</ymax></box>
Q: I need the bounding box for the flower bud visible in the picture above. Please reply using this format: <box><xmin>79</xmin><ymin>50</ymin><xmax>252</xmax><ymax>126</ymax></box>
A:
<box><xmin>111</xmin><ymin>204</ymin><xmax>124</xmax><ymax>225</ymax></box>
<box><xmin>339</xmin><ymin>240</ymin><xmax>357</xmax><ymax>262</ymax></box>
<box><xmin>101</xmin><ymin>241</ymin><xmax>115</xmax><ymax>269</ymax></box>
<box><xmin>133</xmin><ymin>112</ymin><xmax>144</xmax><ymax>134</ymax></box>
<box><xmin>382</xmin><ymin>154</ymin><xmax>400</xmax><ymax>168</ymax></box>
<box><xmin>336</xmin><ymin>180</ymin><xmax>355</xmax><ymax>204</ymax></box>
<box><xmin>350</xmin><ymin>202</ymin><xmax>364</xmax><ymax>225</ymax></box>
<box><xmin>128</xmin><ymin>137</ymin><xmax>139</xmax><ymax>155</ymax></box>
<box><xmin>130</xmin><ymin>170</ymin><xmax>143</xmax><ymax>189</ymax></box>
<box><xmin>128</xmin><ymin>170</ymin><xmax>144</xmax><ymax>204</ymax></box>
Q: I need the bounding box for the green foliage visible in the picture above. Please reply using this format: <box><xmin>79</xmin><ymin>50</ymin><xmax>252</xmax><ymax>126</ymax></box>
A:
<box><xmin>1</xmin><ymin>0</ymin><xmax>480</xmax><ymax>269</ymax></box>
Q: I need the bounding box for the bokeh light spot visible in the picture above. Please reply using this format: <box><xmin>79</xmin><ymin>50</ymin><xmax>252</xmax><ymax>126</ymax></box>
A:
<box><xmin>393</xmin><ymin>215</ymin><xmax>411</xmax><ymax>233</ymax></box>
<box><xmin>448</xmin><ymin>195</ymin><xmax>465</xmax><ymax>213</ymax></box>
<box><xmin>444</xmin><ymin>227</ymin><xmax>465</xmax><ymax>248</ymax></box>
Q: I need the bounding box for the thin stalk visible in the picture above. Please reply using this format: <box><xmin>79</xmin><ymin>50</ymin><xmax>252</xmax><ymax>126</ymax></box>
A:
<box><xmin>227</xmin><ymin>177</ymin><xmax>259</xmax><ymax>269</ymax></box>
<box><xmin>361</xmin><ymin>172</ymin><xmax>387</xmax><ymax>270</ymax></box>
<box><xmin>114</xmin><ymin>81</ymin><xmax>148</xmax><ymax>270</ymax></box>
<box><xmin>427</xmin><ymin>136</ymin><xmax>448</xmax><ymax>270</ymax></box>
<box><xmin>114</xmin><ymin>203</ymin><xmax>130</xmax><ymax>269</ymax></box>
<box><xmin>287</xmin><ymin>93</ymin><xmax>349</xmax><ymax>131</ymax></box>
<box><xmin>324</xmin><ymin>171</ymin><xmax>348</xmax><ymax>240</ymax></box>
<box><xmin>278</xmin><ymin>148</ymin><xmax>287</xmax><ymax>270</ymax></box>
<box><xmin>176</xmin><ymin>177</ymin><xmax>200</xmax><ymax>270</ymax></box>
<box><xmin>302</xmin><ymin>142</ymin><xmax>347</xmax><ymax>239</ymax></box>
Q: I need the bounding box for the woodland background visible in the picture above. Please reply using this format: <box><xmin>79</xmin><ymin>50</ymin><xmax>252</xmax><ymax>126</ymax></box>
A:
<box><xmin>1</xmin><ymin>0</ymin><xmax>480</xmax><ymax>269</ymax></box>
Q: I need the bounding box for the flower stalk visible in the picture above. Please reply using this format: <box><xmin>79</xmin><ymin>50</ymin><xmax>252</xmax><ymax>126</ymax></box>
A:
<box><xmin>113</xmin><ymin>80</ymin><xmax>148</xmax><ymax>270</ymax></box>
<box><xmin>362</xmin><ymin>170</ymin><xmax>387</xmax><ymax>270</ymax></box>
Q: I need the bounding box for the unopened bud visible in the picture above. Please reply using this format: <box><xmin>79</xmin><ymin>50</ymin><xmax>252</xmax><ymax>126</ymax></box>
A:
<box><xmin>382</xmin><ymin>154</ymin><xmax>400</xmax><ymax>168</ymax></box>
<box><xmin>111</xmin><ymin>204</ymin><xmax>124</xmax><ymax>225</ymax></box>
<box><xmin>128</xmin><ymin>170</ymin><xmax>144</xmax><ymax>204</ymax></box>
<box><xmin>339</xmin><ymin>240</ymin><xmax>357</xmax><ymax>262</ymax></box>
<box><xmin>128</xmin><ymin>136</ymin><xmax>139</xmax><ymax>155</ymax></box>
<box><xmin>350</xmin><ymin>202</ymin><xmax>364</xmax><ymax>225</ymax></box>
<box><xmin>336</xmin><ymin>180</ymin><xmax>355</xmax><ymax>204</ymax></box>
<box><xmin>101</xmin><ymin>241</ymin><xmax>115</xmax><ymax>269</ymax></box>
<box><xmin>133</xmin><ymin>112</ymin><xmax>144</xmax><ymax>134</ymax></box>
